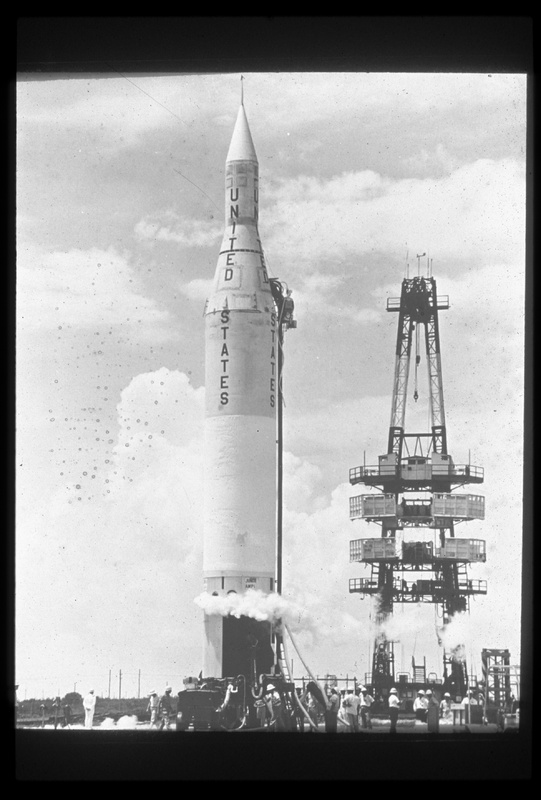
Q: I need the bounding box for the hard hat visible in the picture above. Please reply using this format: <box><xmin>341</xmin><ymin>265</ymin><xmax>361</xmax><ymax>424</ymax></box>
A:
<box><xmin>266</xmin><ymin>684</ymin><xmax>275</xmax><ymax>691</ymax></box>
<box><xmin>418</xmin><ymin>690</ymin><xmax>425</xmax><ymax>695</ymax></box>
<box><xmin>165</xmin><ymin>686</ymin><xmax>172</xmax><ymax>692</ymax></box>
<box><xmin>390</xmin><ymin>688</ymin><xmax>398</xmax><ymax>694</ymax></box>
<box><xmin>444</xmin><ymin>693</ymin><xmax>451</xmax><ymax>697</ymax></box>
<box><xmin>426</xmin><ymin>689</ymin><xmax>433</xmax><ymax>695</ymax></box>
<box><xmin>149</xmin><ymin>691</ymin><xmax>156</xmax><ymax>696</ymax></box>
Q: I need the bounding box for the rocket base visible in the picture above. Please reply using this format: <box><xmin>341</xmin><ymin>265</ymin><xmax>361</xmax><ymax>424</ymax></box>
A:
<box><xmin>204</xmin><ymin>614</ymin><xmax>274</xmax><ymax>681</ymax></box>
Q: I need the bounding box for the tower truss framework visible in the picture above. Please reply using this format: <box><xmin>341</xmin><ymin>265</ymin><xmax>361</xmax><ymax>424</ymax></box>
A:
<box><xmin>349</xmin><ymin>273</ymin><xmax>486</xmax><ymax>698</ymax></box>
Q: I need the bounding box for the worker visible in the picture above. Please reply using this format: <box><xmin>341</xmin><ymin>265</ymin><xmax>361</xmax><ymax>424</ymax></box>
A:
<box><xmin>63</xmin><ymin>700</ymin><xmax>72</xmax><ymax>728</ymax></box>
<box><xmin>264</xmin><ymin>684</ymin><xmax>286</xmax><ymax>731</ymax></box>
<box><xmin>158</xmin><ymin>686</ymin><xmax>174</xmax><ymax>730</ymax></box>
<box><xmin>440</xmin><ymin>692</ymin><xmax>452</xmax><ymax>722</ymax></box>
<box><xmin>147</xmin><ymin>691</ymin><xmax>159</xmax><ymax>729</ymax></box>
<box><xmin>301</xmin><ymin>685</ymin><xmax>321</xmax><ymax>731</ymax></box>
<box><xmin>52</xmin><ymin>697</ymin><xmax>61</xmax><ymax>730</ymax></box>
<box><xmin>360</xmin><ymin>687</ymin><xmax>374</xmax><ymax>729</ymax></box>
<box><xmin>388</xmin><ymin>688</ymin><xmax>400</xmax><ymax>734</ymax></box>
<box><xmin>254</xmin><ymin>695</ymin><xmax>269</xmax><ymax>728</ymax></box>
<box><xmin>324</xmin><ymin>688</ymin><xmax>340</xmax><ymax>733</ymax></box>
<box><xmin>462</xmin><ymin>689</ymin><xmax>477</xmax><ymax>724</ymax></box>
<box><xmin>426</xmin><ymin>689</ymin><xmax>440</xmax><ymax>732</ymax></box>
<box><xmin>342</xmin><ymin>688</ymin><xmax>360</xmax><ymax>732</ymax></box>
<box><xmin>283</xmin><ymin>289</ymin><xmax>295</xmax><ymax>326</ymax></box>
<box><xmin>83</xmin><ymin>689</ymin><xmax>96</xmax><ymax>729</ymax></box>
<box><xmin>413</xmin><ymin>689</ymin><xmax>427</xmax><ymax>721</ymax></box>
<box><xmin>293</xmin><ymin>688</ymin><xmax>307</xmax><ymax>731</ymax></box>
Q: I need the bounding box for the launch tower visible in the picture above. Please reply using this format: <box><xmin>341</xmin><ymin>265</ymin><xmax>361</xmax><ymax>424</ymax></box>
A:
<box><xmin>348</xmin><ymin>264</ymin><xmax>487</xmax><ymax>699</ymax></box>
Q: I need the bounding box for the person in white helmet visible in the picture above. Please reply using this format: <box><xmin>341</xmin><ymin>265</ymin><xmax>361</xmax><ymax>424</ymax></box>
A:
<box><xmin>83</xmin><ymin>689</ymin><xmax>96</xmax><ymax>729</ymax></box>
<box><xmin>147</xmin><ymin>691</ymin><xmax>159</xmax><ymax>729</ymax></box>
<box><xmin>388</xmin><ymin>688</ymin><xmax>400</xmax><ymax>734</ymax></box>
<box><xmin>264</xmin><ymin>683</ymin><xmax>286</xmax><ymax>731</ymax></box>
<box><xmin>413</xmin><ymin>689</ymin><xmax>427</xmax><ymax>722</ymax></box>
<box><xmin>341</xmin><ymin>688</ymin><xmax>360</xmax><ymax>732</ymax></box>
<box><xmin>440</xmin><ymin>692</ymin><xmax>452</xmax><ymax>722</ymax></box>
<box><xmin>158</xmin><ymin>686</ymin><xmax>175</xmax><ymax>730</ymax></box>
<box><xmin>360</xmin><ymin>687</ymin><xmax>374</xmax><ymax>730</ymax></box>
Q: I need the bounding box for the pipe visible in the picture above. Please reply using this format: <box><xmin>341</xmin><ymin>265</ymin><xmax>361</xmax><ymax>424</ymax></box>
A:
<box><xmin>280</xmin><ymin>627</ymin><xmax>319</xmax><ymax>731</ymax></box>
<box><xmin>284</xmin><ymin>623</ymin><xmax>330</xmax><ymax>711</ymax></box>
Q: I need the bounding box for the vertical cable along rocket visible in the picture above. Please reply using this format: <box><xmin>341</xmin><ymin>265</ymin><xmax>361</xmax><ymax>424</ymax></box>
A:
<box><xmin>202</xmin><ymin>98</ymin><xmax>277</xmax><ymax>681</ymax></box>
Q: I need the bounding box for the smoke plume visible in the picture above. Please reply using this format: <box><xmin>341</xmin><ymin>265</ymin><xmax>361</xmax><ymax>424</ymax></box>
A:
<box><xmin>194</xmin><ymin>589</ymin><xmax>312</xmax><ymax>630</ymax></box>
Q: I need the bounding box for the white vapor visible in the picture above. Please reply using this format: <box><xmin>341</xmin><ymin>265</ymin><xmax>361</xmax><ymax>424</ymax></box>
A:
<box><xmin>194</xmin><ymin>589</ymin><xmax>313</xmax><ymax>632</ymax></box>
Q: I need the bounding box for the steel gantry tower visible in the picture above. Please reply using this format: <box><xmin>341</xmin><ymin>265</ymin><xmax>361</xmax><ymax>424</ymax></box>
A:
<box><xmin>349</xmin><ymin>269</ymin><xmax>487</xmax><ymax>699</ymax></box>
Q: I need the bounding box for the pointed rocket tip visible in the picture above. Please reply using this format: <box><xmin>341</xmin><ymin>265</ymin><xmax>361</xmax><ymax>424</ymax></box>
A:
<box><xmin>240</xmin><ymin>75</ymin><xmax>244</xmax><ymax>106</ymax></box>
<box><xmin>226</xmin><ymin>99</ymin><xmax>257</xmax><ymax>163</ymax></box>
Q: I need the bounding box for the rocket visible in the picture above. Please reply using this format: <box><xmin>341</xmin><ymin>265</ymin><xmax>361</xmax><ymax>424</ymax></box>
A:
<box><xmin>202</xmin><ymin>97</ymin><xmax>277</xmax><ymax>679</ymax></box>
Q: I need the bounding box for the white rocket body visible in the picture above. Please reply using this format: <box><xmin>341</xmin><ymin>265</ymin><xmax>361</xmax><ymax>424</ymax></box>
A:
<box><xmin>203</xmin><ymin>103</ymin><xmax>277</xmax><ymax>678</ymax></box>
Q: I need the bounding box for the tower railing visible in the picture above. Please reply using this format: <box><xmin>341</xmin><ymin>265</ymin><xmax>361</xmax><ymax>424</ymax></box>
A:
<box><xmin>349</xmin><ymin>463</ymin><xmax>484</xmax><ymax>484</ymax></box>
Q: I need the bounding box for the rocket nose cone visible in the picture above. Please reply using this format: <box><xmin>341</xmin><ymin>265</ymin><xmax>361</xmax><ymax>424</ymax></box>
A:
<box><xmin>226</xmin><ymin>104</ymin><xmax>258</xmax><ymax>163</ymax></box>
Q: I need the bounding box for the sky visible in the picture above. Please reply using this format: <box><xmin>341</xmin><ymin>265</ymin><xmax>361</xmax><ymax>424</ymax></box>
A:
<box><xmin>15</xmin><ymin>71</ymin><xmax>527</xmax><ymax>701</ymax></box>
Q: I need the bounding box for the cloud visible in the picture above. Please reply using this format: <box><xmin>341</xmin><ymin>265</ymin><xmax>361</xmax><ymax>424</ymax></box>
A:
<box><xmin>17</xmin><ymin>244</ymin><xmax>171</xmax><ymax>336</ymax></box>
<box><xmin>263</xmin><ymin>158</ymin><xmax>525</xmax><ymax>272</ymax></box>
<box><xmin>17</xmin><ymin>77</ymin><xmax>199</xmax><ymax>146</ymax></box>
<box><xmin>16</xmin><ymin>369</ymin><xmax>206</xmax><ymax>695</ymax></box>
<box><xmin>17</xmin><ymin>73</ymin><xmax>525</xmax><ymax>154</ymax></box>
<box><xmin>116</xmin><ymin>367</ymin><xmax>205</xmax><ymax>450</ymax></box>
<box><xmin>402</xmin><ymin>143</ymin><xmax>460</xmax><ymax>175</ymax></box>
<box><xmin>16</xmin><ymin>353</ymin><xmax>523</xmax><ymax>694</ymax></box>
<box><xmin>134</xmin><ymin>213</ymin><xmax>222</xmax><ymax>247</ymax></box>
<box><xmin>289</xmin><ymin>273</ymin><xmax>384</xmax><ymax>326</ymax></box>
<box><xmin>285</xmin><ymin>394</ymin><xmax>389</xmax><ymax>464</ymax></box>
<box><xmin>179</xmin><ymin>278</ymin><xmax>214</xmax><ymax>302</ymax></box>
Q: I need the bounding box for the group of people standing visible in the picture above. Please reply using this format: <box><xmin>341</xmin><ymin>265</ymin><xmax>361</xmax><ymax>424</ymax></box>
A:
<box><xmin>413</xmin><ymin>688</ymin><xmax>456</xmax><ymax>730</ymax></box>
<box><xmin>80</xmin><ymin>686</ymin><xmax>176</xmax><ymax>730</ymax></box>
<box><xmin>338</xmin><ymin>686</ymin><xmax>376</xmax><ymax>732</ymax></box>
<box><xmin>147</xmin><ymin>686</ymin><xmax>175</xmax><ymax>730</ymax></box>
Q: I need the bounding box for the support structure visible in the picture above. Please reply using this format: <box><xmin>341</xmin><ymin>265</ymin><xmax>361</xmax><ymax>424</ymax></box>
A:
<box><xmin>348</xmin><ymin>270</ymin><xmax>487</xmax><ymax>700</ymax></box>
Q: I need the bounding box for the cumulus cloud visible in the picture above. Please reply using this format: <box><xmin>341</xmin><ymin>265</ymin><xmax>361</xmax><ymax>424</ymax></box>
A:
<box><xmin>17</xmin><ymin>244</ymin><xmax>171</xmax><ymax>336</ymax></box>
<box><xmin>179</xmin><ymin>278</ymin><xmax>214</xmax><ymax>301</ymax></box>
<box><xmin>263</xmin><ymin>159</ymin><xmax>525</xmax><ymax>272</ymax></box>
<box><xmin>15</xmin><ymin>351</ymin><xmax>523</xmax><ymax>693</ymax></box>
<box><xmin>402</xmin><ymin>143</ymin><xmax>460</xmax><ymax>175</ymax></box>
<box><xmin>16</xmin><ymin>369</ymin><xmax>206</xmax><ymax>694</ymax></box>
